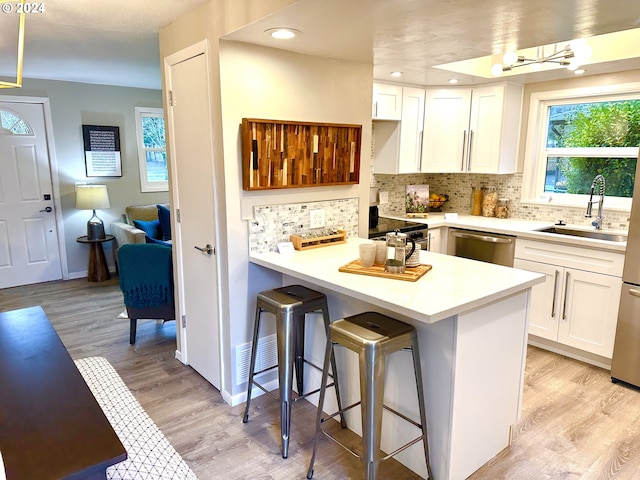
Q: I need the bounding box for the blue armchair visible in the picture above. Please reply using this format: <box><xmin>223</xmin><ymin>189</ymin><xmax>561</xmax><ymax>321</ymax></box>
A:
<box><xmin>118</xmin><ymin>244</ymin><xmax>175</xmax><ymax>344</ymax></box>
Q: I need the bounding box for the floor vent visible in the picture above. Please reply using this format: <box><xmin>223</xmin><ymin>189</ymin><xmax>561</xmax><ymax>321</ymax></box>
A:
<box><xmin>236</xmin><ymin>334</ymin><xmax>278</xmax><ymax>386</ymax></box>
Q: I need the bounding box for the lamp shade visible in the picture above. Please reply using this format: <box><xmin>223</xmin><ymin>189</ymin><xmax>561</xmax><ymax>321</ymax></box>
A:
<box><xmin>76</xmin><ymin>185</ymin><xmax>110</xmax><ymax>210</ymax></box>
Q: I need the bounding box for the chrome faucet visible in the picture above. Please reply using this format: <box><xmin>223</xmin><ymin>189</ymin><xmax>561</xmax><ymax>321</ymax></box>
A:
<box><xmin>585</xmin><ymin>174</ymin><xmax>606</xmax><ymax>230</ymax></box>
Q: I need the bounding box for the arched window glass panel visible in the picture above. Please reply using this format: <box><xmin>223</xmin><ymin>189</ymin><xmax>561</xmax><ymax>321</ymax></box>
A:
<box><xmin>0</xmin><ymin>110</ymin><xmax>33</xmax><ymax>135</ymax></box>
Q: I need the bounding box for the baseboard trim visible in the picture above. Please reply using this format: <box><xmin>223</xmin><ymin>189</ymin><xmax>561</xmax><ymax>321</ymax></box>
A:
<box><xmin>226</xmin><ymin>378</ymin><xmax>279</xmax><ymax>407</ymax></box>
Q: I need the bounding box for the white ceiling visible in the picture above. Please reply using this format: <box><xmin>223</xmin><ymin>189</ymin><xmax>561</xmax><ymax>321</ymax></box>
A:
<box><xmin>0</xmin><ymin>0</ymin><xmax>210</xmax><ymax>89</ymax></box>
<box><xmin>2</xmin><ymin>0</ymin><xmax>640</xmax><ymax>90</ymax></box>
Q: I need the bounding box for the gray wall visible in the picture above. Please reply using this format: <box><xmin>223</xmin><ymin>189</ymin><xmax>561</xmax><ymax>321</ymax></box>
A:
<box><xmin>1</xmin><ymin>79</ymin><xmax>168</xmax><ymax>277</ymax></box>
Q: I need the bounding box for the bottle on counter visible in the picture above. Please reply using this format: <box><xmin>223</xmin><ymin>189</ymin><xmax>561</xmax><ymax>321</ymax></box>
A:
<box><xmin>471</xmin><ymin>186</ymin><xmax>483</xmax><ymax>216</ymax></box>
<box><xmin>482</xmin><ymin>186</ymin><xmax>498</xmax><ymax>217</ymax></box>
<box><xmin>496</xmin><ymin>198</ymin><xmax>510</xmax><ymax>219</ymax></box>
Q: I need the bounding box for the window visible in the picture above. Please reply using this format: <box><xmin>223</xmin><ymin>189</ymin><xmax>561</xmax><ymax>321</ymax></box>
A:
<box><xmin>522</xmin><ymin>83</ymin><xmax>640</xmax><ymax>210</ymax></box>
<box><xmin>0</xmin><ymin>109</ymin><xmax>32</xmax><ymax>134</ymax></box>
<box><xmin>135</xmin><ymin>107</ymin><xmax>167</xmax><ymax>192</ymax></box>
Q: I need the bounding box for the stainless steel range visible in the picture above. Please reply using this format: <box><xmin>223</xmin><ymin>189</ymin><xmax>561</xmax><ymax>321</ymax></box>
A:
<box><xmin>368</xmin><ymin>217</ymin><xmax>429</xmax><ymax>250</ymax></box>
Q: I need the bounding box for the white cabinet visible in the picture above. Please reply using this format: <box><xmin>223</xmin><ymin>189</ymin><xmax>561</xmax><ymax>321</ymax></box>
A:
<box><xmin>372</xmin><ymin>82</ymin><xmax>403</xmax><ymax>120</ymax></box>
<box><xmin>421</xmin><ymin>88</ymin><xmax>471</xmax><ymax>172</ymax></box>
<box><xmin>373</xmin><ymin>86</ymin><xmax>425</xmax><ymax>174</ymax></box>
<box><xmin>514</xmin><ymin>239</ymin><xmax>623</xmax><ymax>359</ymax></box>
<box><xmin>421</xmin><ymin>83</ymin><xmax>522</xmax><ymax>174</ymax></box>
<box><xmin>427</xmin><ymin>227</ymin><xmax>443</xmax><ymax>253</ymax></box>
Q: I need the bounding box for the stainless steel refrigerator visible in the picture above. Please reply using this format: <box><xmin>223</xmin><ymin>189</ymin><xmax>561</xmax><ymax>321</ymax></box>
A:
<box><xmin>611</xmin><ymin>148</ymin><xmax>640</xmax><ymax>386</ymax></box>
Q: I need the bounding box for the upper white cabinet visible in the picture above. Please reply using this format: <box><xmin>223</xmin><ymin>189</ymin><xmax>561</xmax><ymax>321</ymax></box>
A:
<box><xmin>421</xmin><ymin>88</ymin><xmax>471</xmax><ymax>173</ymax></box>
<box><xmin>372</xmin><ymin>82</ymin><xmax>403</xmax><ymax>120</ymax></box>
<box><xmin>373</xmin><ymin>86</ymin><xmax>425</xmax><ymax>174</ymax></box>
<box><xmin>421</xmin><ymin>83</ymin><xmax>523</xmax><ymax>174</ymax></box>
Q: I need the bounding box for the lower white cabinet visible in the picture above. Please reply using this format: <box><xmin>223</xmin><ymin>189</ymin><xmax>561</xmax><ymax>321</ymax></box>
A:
<box><xmin>427</xmin><ymin>227</ymin><xmax>443</xmax><ymax>253</ymax></box>
<box><xmin>514</xmin><ymin>240</ymin><xmax>623</xmax><ymax>359</ymax></box>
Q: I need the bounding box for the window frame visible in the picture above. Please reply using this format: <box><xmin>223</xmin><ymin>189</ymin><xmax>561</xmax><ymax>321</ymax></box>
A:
<box><xmin>522</xmin><ymin>82</ymin><xmax>640</xmax><ymax>212</ymax></box>
<box><xmin>135</xmin><ymin>106</ymin><xmax>168</xmax><ymax>193</ymax></box>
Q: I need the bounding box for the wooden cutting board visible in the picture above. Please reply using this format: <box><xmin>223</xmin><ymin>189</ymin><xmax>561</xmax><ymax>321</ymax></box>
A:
<box><xmin>339</xmin><ymin>260</ymin><xmax>432</xmax><ymax>282</ymax></box>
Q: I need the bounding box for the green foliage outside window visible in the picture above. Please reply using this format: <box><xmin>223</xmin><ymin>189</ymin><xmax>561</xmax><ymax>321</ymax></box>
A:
<box><xmin>548</xmin><ymin>100</ymin><xmax>640</xmax><ymax>197</ymax></box>
<box><xmin>141</xmin><ymin>115</ymin><xmax>167</xmax><ymax>182</ymax></box>
<box><xmin>141</xmin><ymin>116</ymin><xmax>166</xmax><ymax>148</ymax></box>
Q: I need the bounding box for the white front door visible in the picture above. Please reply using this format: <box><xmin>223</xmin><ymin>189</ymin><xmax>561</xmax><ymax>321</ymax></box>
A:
<box><xmin>0</xmin><ymin>101</ymin><xmax>62</xmax><ymax>288</ymax></box>
<box><xmin>165</xmin><ymin>44</ymin><xmax>221</xmax><ymax>389</ymax></box>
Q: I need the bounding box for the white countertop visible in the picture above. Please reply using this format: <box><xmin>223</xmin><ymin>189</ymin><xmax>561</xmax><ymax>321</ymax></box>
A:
<box><xmin>383</xmin><ymin>213</ymin><xmax>628</xmax><ymax>252</ymax></box>
<box><xmin>250</xmin><ymin>239</ymin><xmax>544</xmax><ymax>324</ymax></box>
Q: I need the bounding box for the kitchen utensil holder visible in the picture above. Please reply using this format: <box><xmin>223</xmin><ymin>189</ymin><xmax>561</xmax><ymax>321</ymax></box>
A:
<box><xmin>290</xmin><ymin>230</ymin><xmax>346</xmax><ymax>250</ymax></box>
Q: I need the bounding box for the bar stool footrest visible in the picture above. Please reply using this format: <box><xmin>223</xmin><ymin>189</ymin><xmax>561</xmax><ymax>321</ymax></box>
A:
<box><xmin>318</xmin><ymin>401</ymin><xmax>425</xmax><ymax>463</ymax></box>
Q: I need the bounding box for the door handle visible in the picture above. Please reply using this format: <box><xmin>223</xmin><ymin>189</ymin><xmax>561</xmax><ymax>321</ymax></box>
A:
<box><xmin>194</xmin><ymin>244</ymin><xmax>214</xmax><ymax>255</ymax></box>
<box><xmin>460</xmin><ymin>130</ymin><xmax>467</xmax><ymax>171</ymax></box>
<box><xmin>629</xmin><ymin>288</ymin><xmax>640</xmax><ymax>298</ymax></box>
<box><xmin>561</xmin><ymin>271</ymin><xmax>570</xmax><ymax>320</ymax></box>
<box><xmin>39</xmin><ymin>206</ymin><xmax>53</xmax><ymax>213</ymax></box>
<box><xmin>450</xmin><ymin>231</ymin><xmax>513</xmax><ymax>244</ymax></box>
<box><xmin>467</xmin><ymin>129</ymin><xmax>474</xmax><ymax>171</ymax></box>
<box><xmin>551</xmin><ymin>270</ymin><xmax>559</xmax><ymax>318</ymax></box>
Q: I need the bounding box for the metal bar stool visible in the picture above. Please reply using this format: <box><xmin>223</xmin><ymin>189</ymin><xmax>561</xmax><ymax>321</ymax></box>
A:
<box><xmin>242</xmin><ymin>285</ymin><xmax>346</xmax><ymax>458</ymax></box>
<box><xmin>306</xmin><ymin>311</ymin><xmax>432</xmax><ymax>480</ymax></box>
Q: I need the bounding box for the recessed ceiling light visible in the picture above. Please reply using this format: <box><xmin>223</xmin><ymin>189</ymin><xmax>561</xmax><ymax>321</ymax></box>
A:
<box><xmin>448</xmin><ymin>78</ymin><xmax>459</xmax><ymax>84</ymax></box>
<box><xmin>390</xmin><ymin>71</ymin><xmax>403</xmax><ymax>77</ymax></box>
<box><xmin>264</xmin><ymin>28</ymin><xmax>299</xmax><ymax>40</ymax></box>
<box><xmin>574</xmin><ymin>68</ymin><xmax>586</xmax><ymax>75</ymax></box>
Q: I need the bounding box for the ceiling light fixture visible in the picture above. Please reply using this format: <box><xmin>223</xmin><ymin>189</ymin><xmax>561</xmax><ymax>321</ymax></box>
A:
<box><xmin>491</xmin><ymin>40</ymin><xmax>592</xmax><ymax>77</ymax></box>
<box><xmin>0</xmin><ymin>1</ymin><xmax>25</xmax><ymax>88</ymax></box>
<box><xmin>264</xmin><ymin>28</ymin><xmax>299</xmax><ymax>40</ymax></box>
<box><xmin>390</xmin><ymin>71</ymin><xmax>402</xmax><ymax>77</ymax></box>
<box><xmin>448</xmin><ymin>78</ymin><xmax>459</xmax><ymax>84</ymax></box>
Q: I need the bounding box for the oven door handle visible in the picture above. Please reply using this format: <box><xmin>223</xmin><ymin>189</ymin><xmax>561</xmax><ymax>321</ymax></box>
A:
<box><xmin>450</xmin><ymin>231</ymin><xmax>513</xmax><ymax>244</ymax></box>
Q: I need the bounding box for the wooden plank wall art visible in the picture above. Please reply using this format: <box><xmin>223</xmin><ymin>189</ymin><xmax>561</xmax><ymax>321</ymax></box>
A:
<box><xmin>241</xmin><ymin>118</ymin><xmax>362</xmax><ymax>190</ymax></box>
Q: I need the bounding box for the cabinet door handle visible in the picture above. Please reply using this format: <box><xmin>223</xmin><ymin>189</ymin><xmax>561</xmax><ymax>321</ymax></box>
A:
<box><xmin>374</xmin><ymin>101</ymin><xmax>378</xmax><ymax>118</ymax></box>
<box><xmin>418</xmin><ymin>131</ymin><xmax>424</xmax><ymax>171</ymax></box>
<box><xmin>561</xmin><ymin>271</ymin><xmax>570</xmax><ymax>320</ymax></box>
<box><xmin>467</xmin><ymin>129</ymin><xmax>474</xmax><ymax>171</ymax></box>
<box><xmin>629</xmin><ymin>288</ymin><xmax>640</xmax><ymax>298</ymax></box>
<box><xmin>551</xmin><ymin>270</ymin><xmax>559</xmax><ymax>318</ymax></box>
<box><xmin>427</xmin><ymin>232</ymin><xmax>431</xmax><ymax>251</ymax></box>
<box><xmin>461</xmin><ymin>130</ymin><xmax>467</xmax><ymax>172</ymax></box>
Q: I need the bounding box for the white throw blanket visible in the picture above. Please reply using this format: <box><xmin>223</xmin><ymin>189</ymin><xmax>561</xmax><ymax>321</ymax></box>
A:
<box><xmin>75</xmin><ymin>356</ymin><xmax>197</xmax><ymax>480</ymax></box>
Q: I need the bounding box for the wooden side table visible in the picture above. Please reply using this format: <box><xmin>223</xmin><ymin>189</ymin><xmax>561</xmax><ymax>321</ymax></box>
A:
<box><xmin>76</xmin><ymin>234</ymin><xmax>114</xmax><ymax>282</ymax></box>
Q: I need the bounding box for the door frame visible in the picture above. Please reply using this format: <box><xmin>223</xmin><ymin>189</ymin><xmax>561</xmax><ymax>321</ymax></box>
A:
<box><xmin>0</xmin><ymin>95</ymin><xmax>68</xmax><ymax>280</ymax></box>
<box><xmin>163</xmin><ymin>40</ymin><xmax>225</xmax><ymax>387</ymax></box>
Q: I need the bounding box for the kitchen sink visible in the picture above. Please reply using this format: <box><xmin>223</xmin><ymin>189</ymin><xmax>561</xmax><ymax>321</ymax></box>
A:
<box><xmin>536</xmin><ymin>226</ymin><xmax>627</xmax><ymax>242</ymax></box>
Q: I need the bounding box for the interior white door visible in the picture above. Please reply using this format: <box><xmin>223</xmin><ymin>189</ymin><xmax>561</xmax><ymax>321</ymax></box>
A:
<box><xmin>165</xmin><ymin>49</ymin><xmax>221</xmax><ymax>389</ymax></box>
<box><xmin>0</xmin><ymin>101</ymin><xmax>61</xmax><ymax>288</ymax></box>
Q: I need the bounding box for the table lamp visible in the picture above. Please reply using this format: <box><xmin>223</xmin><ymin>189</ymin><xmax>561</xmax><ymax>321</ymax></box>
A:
<box><xmin>76</xmin><ymin>185</ymin><xmax>110</xmax><ymax>240</ymax></box>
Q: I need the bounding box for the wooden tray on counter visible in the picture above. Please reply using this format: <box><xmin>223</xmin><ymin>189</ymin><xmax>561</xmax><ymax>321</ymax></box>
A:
<box><xmin>339</xmin><ymin>260</ymin><xmax>432</xmax><ymax>282</ymax></box>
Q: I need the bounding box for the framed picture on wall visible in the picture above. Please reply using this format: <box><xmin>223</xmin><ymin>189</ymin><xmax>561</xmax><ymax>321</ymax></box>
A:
<box><xmin>82</xmin><ymin>125</ymin><xmax>122</xmax><ymax>177</ymax></box>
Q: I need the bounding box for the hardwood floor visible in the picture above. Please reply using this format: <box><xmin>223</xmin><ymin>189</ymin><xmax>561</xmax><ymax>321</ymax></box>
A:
<box><xmin>2</xmin><ymin>278</ymin><xmax>640</xmax><ymax>479</ymax></box>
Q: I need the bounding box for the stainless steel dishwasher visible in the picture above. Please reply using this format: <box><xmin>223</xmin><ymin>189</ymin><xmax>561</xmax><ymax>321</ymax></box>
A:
<box><xmin>447</xmin><ymin>228</ymin><xmax>516</xmax><ymax>267</ymax></box>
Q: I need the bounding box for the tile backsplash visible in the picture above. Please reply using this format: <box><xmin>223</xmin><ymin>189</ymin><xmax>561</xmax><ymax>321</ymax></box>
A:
<box><xmin>249</xmin><ymin>198</ymin><xmax>359</xmax><ymax>253</ymax></box>
<box><xmin>373</xmin><ymin>172</ymin><xmax>630</xmax><ymax>231</ymax></box>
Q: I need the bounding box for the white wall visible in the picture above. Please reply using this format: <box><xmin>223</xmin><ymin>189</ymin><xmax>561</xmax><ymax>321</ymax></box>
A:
<box><xmin>1</xmin><ymin>79</ymin><xmax>166</xmax><ymax>277</ymax></box>
<box><xmin>219</xmin><ymin>41</ymin><xmax>373</xmax><ymax>398</ymax></box>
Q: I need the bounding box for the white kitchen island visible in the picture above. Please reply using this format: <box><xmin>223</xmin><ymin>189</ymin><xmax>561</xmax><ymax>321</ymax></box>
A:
<box><xmin>249</xmin><ymin>238</ymin><xmax>544</xmax><ymax>480</ymax></box>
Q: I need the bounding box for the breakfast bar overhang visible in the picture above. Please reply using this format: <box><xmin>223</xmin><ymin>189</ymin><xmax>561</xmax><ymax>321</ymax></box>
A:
<box><xmin>250</xmin><ymin>239</ymin><xmax>544</xmax><ymax>479</ymax></box>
